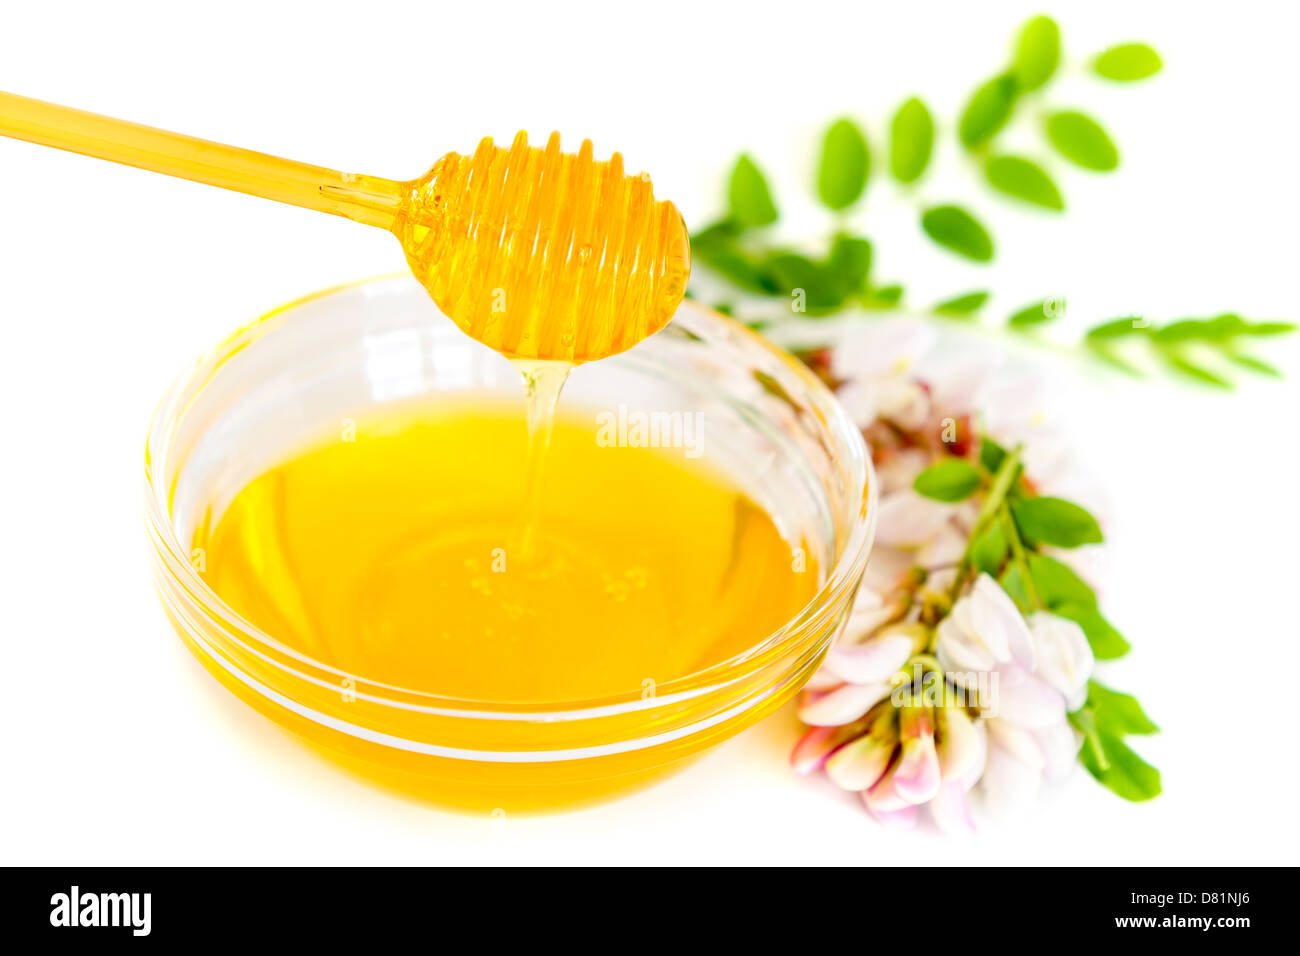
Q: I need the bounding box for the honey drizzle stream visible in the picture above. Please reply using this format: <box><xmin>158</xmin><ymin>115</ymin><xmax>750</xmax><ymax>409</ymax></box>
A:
<box><xmin>515</xmin><ymin>359</ymin><xmax>573</xmax><ymax>560</ymax></box>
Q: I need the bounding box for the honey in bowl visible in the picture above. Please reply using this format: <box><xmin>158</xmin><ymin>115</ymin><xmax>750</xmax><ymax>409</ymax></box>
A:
<box><xmin>192</xmin><ymin>400</ymin><xmax>816</xmax><ymax>705</ymax></box>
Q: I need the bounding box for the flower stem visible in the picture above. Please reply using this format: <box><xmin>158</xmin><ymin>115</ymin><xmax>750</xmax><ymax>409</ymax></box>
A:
<box><xmin>948</xmin><ymin>443</ymin><xmax>1024</xmax><ymax>600</ymax></box>
<box><xmin>1000</xmin><ymin>504</ymin><xmax>1044</xmax><ymax>610</ymax></box>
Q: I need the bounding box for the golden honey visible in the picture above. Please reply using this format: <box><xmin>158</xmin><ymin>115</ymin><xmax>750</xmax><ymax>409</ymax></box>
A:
<box><xmin>192</xmin><ymin>400</ymin><xmax>816</xmax><ymax>706</ymax></box>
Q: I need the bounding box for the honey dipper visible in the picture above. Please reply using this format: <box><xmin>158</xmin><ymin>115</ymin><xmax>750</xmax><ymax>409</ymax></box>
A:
<box><xmin>0</xmin><ymin>91</ymin><xmax>691</xmax><ymax>362</ymax></box>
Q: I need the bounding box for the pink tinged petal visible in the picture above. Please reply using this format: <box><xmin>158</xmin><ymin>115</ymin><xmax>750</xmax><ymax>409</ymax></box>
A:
<box><xmin>790</xmin><ymin>720</ymin><xmax>867</xmax><ymax>775</ymax></box>
<box><xmin>863</xmin><ymin>762</ymin><xmax>911</xmax><ymax>814</ymax></box>
<box><xmin>979</xmin><ymin>740</ymin><xmax>1044</xmax><ymax>814</ymax></box>
<box><xmin>1028</xmin><ymin>612</ymin><xmax>1094</xmax><ymax>704</ymax></box>
<box><xmin>875</xmin><ymin>490</ymin><xmax>955</xmax><ymax>549</ymax></box>
<box><xmin>825</xmin><ymin>735</ymin><xmax>896</xmax><ymax>791</ymax></box>
<box><xmin>798</xmin><ymin>682</ymin><xmax>891</xmax><ymax>727</ymax></box>
<box><xmin>1036</xmin><ymin>718</ymin><xmax>1083</xmax><ymax>781</ymax></box>
<box><xmin>988</xmin><ymin>661</ymin><xmax>1066</xmax><ymax>729</ymax></box>
<box><xmin>970</xmin><ymin>573</ymin><xmax>1034</xmax><ymax>667</ymax></box>
<box><xmin>893</xmin><ymin>735</ymin><xmax>941</xmax><ymax>805</ymax></box>
<box><xmin>894</xmin><ymin>702</ymin><xmax>941</xmax><ymax>804</ymax></box>
<box><xmin>803</xmin><ymin>667</ymin><xmax>842</xmax><ymax>692</ymax></box>
<box><xmin>929</xmin><ymin>782</ymin><xmax>978</xmax><ymax>836</ymax></box>
<box><xmin>824</xmin><ymin>631</ymin><xmax>913</xmax><ymax>684</ymax></box>
<box><xmin>937</xmin><ymin>707</ymin><xmax>982</xmax><ymax>783</ymax></box>
<box><xmin>791</xmin><ymin>726</ymin><xmax>838</xmax><ymax>775</ymax></box>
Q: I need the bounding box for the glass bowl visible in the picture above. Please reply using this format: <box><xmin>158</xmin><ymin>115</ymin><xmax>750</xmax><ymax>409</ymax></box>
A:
<box><xmin>144</xmin><ymin>275</ymin><xmax>876</xmax><ymax>811</ymax></box>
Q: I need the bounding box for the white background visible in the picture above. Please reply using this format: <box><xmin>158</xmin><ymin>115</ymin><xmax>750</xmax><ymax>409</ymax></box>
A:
<box><xmin>2</xmin><ymin>0</ymin><xmax>1297</xmax><ymax>865</ymax></box>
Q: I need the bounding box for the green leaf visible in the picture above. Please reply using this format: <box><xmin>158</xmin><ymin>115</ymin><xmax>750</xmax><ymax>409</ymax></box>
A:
<box><xmin>1225</xmin><ymin>352</ymin><xmax>1282</xmax><ymax>378</ymax></box>
<box><xmin>763</xmin><ymin>253</ymin><xmax>848</xmax><ymax>313</ymax></box>
<box><xmin>914</xmin><ymin>459</ymin><xmax>983</xmax><ymax>502</ymax></box>
<box><xmin>728</xmin><ymin>154</ymin><xmax>778</xmax><ymax>227</ymax></box>
<box><xmin>921</xmin><ymin>205</ymin><xmax>995</xmax><ymax>262</ymax></box>
<box><xmin>1055</xmin><ymin>602</ymin><xmax>1132</xmax><ymax>659</ymax></box>
<box><xmin>959</xmin><ymin>74</ymin><xmax>1019</xmax><ymax>149</ymax></box>
<box><xmin>825</xmin><ymin>235</ymin><xmax>873</xmax><ymax>292</ymax></box>
<box><xmin>890</xmin><ymin>97</ymin><xmax>934</xmax><ymax>183</ymax></box>
<box><xmin>689</xmin><ymin>222</ymin><xmax>778</xmax><ymax>294</ymax></box>
<box><xmin>984</xmin><ymin>155</ymin><xmax>1064</xmax><ymax>210</ymax></box>
<box><xmin>817</xmin><ymin>118</ymin><xmax>871</xmax><ymax>211</ymax></box>
<box><xmin>1027</xmin><ymin>553</ymin><xmax>1096</xmax><ymax>608</ymax></box>
<box><xmin>1008</xmin><ymin>299</ymin><xmax>1063</xmax><ymax>328</ymax></box>
<box><xmin>971</xmin><ymin>522</ymin><xmax>1009</xmax><ymax>576</ymax></box>
<box><xmin>1085</xmin><ymin>340</ymin><xmax>1145</xmax><ymax>377</ymax></box>
<box><xmin>860</xmin><ymin>284</ymin><xmax>904</xmax><ymax>309</ymax></box>
<box><xmin>1094</xmin><ymin>43</ymin><xmax>1163</xmax><ymax>82</ymax></box>
<box><xmin>933</xmin><ymin>290</ymin><xmax>989</xmax><ymax>316</ymax></box>
<box><xmin>1086</xmin><ymin>316</ymin><xmax>1146</xmax><ymax>339</ymax></box>
<box><xmin>1011</xmin><ymin>496</ymin><xmax>1105</xmax><ymax>547</ymax></box>
<box><xmin>1087</xmin><ymin>681</ymin><xmax>1159</xmax><ymax>735</ymax></box>
<box><xmin>1012</xmin><ymin>16</ymin><xmax>1061</xmax><ymax>92</ymax></box>
<box><xmin>1079</xmin><ymin>730</ymin><xmax>1162</xmax><ymax>801</ymax></box>
<box><xmin>999</xmin><ymin>563</ymin><xmax>1030</xmax><ymax>612</ymax></box>
<box><xmin>979</xmin><ymin>437</ymin><xmax>1009</xmax><ymax>473</ymax></box>
<box><xmin>1153</xmin><ymin>315</ymin><xmax>1246</xmax><ymax>343</ymax></box>
<box><xmin>1045</xmin><ymin>111</ymin><xmax>1119</xmax><ymax>171</ymax></box>
<box><xmin>1243</xmin><ymin>320</ymin><xmax>1297</xmax><ymax>337</ymax></box>
<box><xmin>1158</xmin><ymin>350</ymin><xmax>1233</xmax><ymax>389</ymax></box>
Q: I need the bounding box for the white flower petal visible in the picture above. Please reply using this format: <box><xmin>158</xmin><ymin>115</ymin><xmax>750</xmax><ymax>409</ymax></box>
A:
<box><xmin>917</xmin><ymin>523</ymin><xmax>968</xmax><ymax>569</ymax></box>
<box><xmin>978</xmin><ymin>738</ymin><xmax>1043</xmax><ymax>814</ymax></box>
<box><xmin>971</xmin><ymin>573</ymin><xmax>1034</xmax><ymax>668</ymax></box>
<box><xmin>936</xmin><ymin>614</ymin><xmax>995</xmax><ymax>676</ymax></box>
<box><xmin>913</xmin><ymin>344</ymin><xmax>1003</xmax><ymax>415</ymax></box>
<box><xmin>1036</xmin><ymin>718</ymin><xmax>1083</xmax><ymax>781</ymax></box>
<box><xmin>833</xmin><ymin>379</ymin><xmax>878</xmax><ymax>429</ymax></box>
<box><xmin>988</xmin><ymin>662</ymin><xmax>1066</xmax><ymax>728</ymax></box>
<box><xmin>1028</xmin><ymin>612</ymin><xmax>1094</xmax><ymax>704</ymax></box>
<box><xmin>874</xmin><ymin>490</ymin><xmax>955</xmax><ymax>549</ymax></box>
<box><xmin>832</xmin><ymin>318</ymin><xmax>939</xmax><ymax>382</ymax></box>
<box><xmin>937</xmin><ymin>707</ymin><xmax>983</xmax><ymax>783</ymax></box>
<box><xmin>986</xmin><ymin>717</ymin><xmax>1046</xmax><ymax>770</ymax></box>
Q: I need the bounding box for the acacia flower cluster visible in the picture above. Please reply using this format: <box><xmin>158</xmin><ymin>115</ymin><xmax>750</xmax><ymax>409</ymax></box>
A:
<box><xmin>793</xmin><ymin>319</ymin><xmax>1159</xmax><ymax>831</ymax></box>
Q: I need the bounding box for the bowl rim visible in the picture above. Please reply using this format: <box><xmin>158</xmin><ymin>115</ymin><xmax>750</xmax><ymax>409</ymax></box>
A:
<box><xmin>143</xmin><ymin>274</ymin><xmax>877</xmax><ymax>720</ymax></box>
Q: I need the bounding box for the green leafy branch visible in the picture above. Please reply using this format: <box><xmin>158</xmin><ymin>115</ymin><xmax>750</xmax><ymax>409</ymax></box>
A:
<box><xmin>687</xmin><ymin>15</ymin><xmax>1294</xmax><ymax>387</ymax></box>
<box><xmin>912</xmin><ymin>435</ymin><xmax>1160</xmax><ymax>802</ymax></box>
<box><xmin>1083</xmin><ymin>313</ymin><xmax>1295</xmax><ymax>388</ymax></box>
